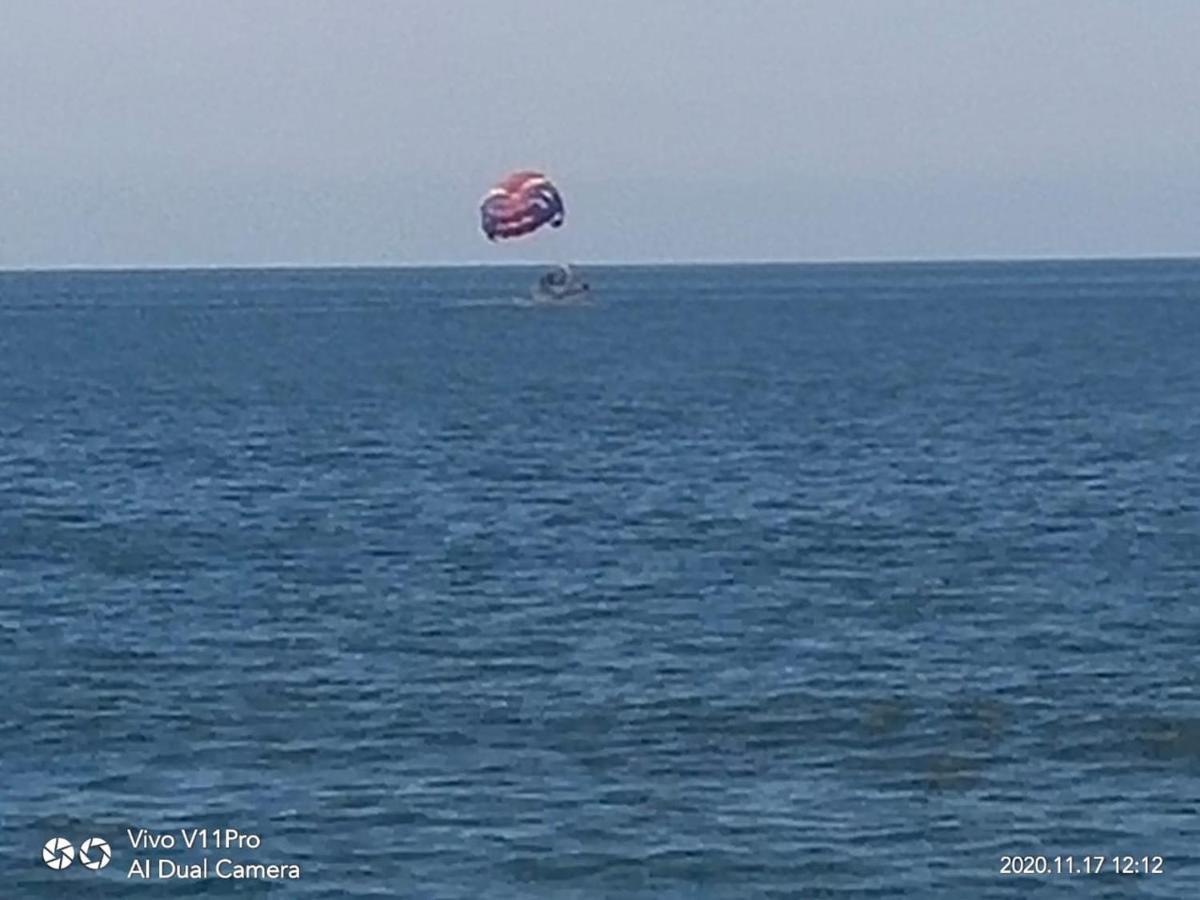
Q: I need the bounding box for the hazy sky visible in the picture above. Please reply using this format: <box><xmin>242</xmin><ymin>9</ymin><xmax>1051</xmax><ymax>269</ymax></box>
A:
<box><xmin>1</xmin><ymin>1</ymin><xmax>1198</xmax><ymax>267</ymax></box>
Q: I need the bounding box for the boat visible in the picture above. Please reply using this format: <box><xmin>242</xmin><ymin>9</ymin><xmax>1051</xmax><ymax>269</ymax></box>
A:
<box><xmin>531</xmin><ymin>264</ymin><xmax>590</xmax><ymax>303</ymax></box>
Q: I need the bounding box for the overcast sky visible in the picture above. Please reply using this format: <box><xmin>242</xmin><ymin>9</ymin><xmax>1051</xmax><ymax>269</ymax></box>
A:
<box><xmin>1</xmin><ymin>1</ymin><xmax>1197</xmax><ymax>267</ymax></box>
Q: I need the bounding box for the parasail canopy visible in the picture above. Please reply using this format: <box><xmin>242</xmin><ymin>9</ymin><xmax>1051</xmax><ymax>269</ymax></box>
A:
<box><xmin>480</xmin><ymin>170</ymin><xmax>565</xmax><ymax>241</ymax></box>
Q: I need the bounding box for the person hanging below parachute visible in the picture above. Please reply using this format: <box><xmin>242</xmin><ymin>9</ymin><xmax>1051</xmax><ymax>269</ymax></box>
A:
<box><xmin>479</xmin><ymin>170</ymin><xmax>589</xmax><ymax>302</ymax></box>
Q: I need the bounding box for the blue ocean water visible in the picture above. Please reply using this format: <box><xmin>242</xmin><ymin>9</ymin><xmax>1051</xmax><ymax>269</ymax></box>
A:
<box><xmin>1</xmin><ymin>260</ymin><xmax>1199</xmax><ymax>898</ymax></box>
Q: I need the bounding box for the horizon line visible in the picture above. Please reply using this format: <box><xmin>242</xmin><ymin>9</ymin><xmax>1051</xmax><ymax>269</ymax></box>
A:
<box><xmin>1</xmin><ymin>251</ymin><xmax>1198</xmax><ymax>275</ymax></box>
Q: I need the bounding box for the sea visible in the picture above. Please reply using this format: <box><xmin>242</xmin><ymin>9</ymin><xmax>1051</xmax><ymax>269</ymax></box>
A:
<box><xmin>1</xmin><ymin>260</ymin><xmax>1198</xmax><ymax>898</ymax></box>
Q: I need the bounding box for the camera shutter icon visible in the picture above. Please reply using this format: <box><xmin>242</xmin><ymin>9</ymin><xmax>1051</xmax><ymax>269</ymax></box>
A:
<box><xmin>79</xmin><ymin>837</ymin><xmax>112</xmax><ymax>870</ymax></box>
<box><xmin>42</xmin><ymin>838</ymin><xmax>75</xmax><ymax>870</ymax></box>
